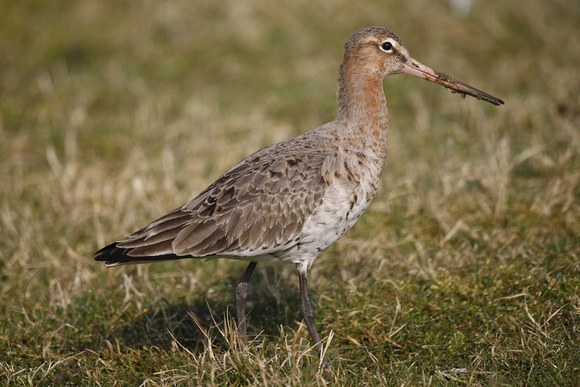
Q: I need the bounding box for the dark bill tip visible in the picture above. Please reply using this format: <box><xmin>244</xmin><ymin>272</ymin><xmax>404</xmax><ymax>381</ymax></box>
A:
<box><xmin>402</xmin><ymin>59</ymin><xmax>504</xmax><ymax>106</ymax></box>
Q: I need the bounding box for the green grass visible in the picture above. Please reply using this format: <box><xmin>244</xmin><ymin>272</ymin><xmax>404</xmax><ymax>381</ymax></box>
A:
<box><xmin>1</xmin><ymin>0</ymin><xmax>579</xmax><ymax>385</ymax></box>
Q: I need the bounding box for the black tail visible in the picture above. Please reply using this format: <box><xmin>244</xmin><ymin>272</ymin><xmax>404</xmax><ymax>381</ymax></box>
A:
<box><xmin>94</xmin><ymin>242</ymin><xmax>182</xmax><ymax>266</ymax></box>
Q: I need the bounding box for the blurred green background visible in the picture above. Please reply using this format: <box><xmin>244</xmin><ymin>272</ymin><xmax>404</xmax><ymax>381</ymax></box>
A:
<box><xmin>1</xmin><ymin>0</ymin><xmax>579</xmax><ymax>385</ymax></box>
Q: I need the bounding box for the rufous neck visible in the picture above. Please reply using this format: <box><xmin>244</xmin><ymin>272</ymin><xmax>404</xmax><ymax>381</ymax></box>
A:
<box><xmin>336</xmin><ymin>58</ymin><xmax>388</xmax><ymax>124</ymax></box>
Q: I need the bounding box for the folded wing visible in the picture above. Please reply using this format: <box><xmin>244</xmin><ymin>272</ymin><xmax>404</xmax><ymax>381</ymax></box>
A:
<box><xmin>95</xmin><ymin>139</ymin><xmax>336</xmax><ymax>265</ymax></box>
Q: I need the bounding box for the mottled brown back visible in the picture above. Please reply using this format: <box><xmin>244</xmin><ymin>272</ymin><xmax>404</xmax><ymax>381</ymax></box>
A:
<box><xmin>95</xmin><ymin>134</ymin><xmax>337</xmax><ymax>264</ymax></box>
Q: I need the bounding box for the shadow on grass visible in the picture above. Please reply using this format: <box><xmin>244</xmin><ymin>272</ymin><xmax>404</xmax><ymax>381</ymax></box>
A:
<box><xmin>96</xmin><ymin>265</ymin><xmax>304</xmax><ymax>355</ymax></box>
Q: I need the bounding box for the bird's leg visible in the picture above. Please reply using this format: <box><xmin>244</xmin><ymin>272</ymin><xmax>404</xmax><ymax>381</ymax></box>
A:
<box><xmin>235</xmin><ymin>261</ymin><xmax>257</xmax><ymax>341</ymax></box>
<box><xmin>297</xmin><ymin>264</ymin><xmax>330</xmax><ymax>367</ymax></box>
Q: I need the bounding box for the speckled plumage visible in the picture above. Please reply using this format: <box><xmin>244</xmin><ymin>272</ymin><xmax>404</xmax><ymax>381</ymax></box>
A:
<box><xmin>96</xmin><ymin>26</ymin><xmax>503</xmax><ymax>366</ymax></box>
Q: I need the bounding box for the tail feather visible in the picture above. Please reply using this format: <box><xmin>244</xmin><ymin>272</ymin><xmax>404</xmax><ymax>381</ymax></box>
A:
<box><xmin>94</xmin><ymin>242</ymin><xmax>184</xmax><ymax>267</ymax></box>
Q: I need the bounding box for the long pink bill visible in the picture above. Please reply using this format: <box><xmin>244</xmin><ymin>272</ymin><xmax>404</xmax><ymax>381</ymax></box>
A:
<box><xmin>402</xmin><ymin>58</ymin><xmax>504</xmax><ymax>106</ymax></box>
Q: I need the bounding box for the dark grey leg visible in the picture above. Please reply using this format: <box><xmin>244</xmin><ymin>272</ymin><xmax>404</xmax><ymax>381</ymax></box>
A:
<box><xmin>298</xmin><ymin>265</ymin><xmax>330</xmax><ymax>367</ymax></box>
<box><xmin>235</xmin><ymin>261</ymin><xmax>257</xmax><ymax>340</ymax></box>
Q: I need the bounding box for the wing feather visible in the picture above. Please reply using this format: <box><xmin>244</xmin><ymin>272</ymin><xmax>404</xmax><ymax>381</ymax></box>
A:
<box><xmin>95</xmin><ymin>136</ymin><xmax>339</xmax><ymax>265</ymax></box>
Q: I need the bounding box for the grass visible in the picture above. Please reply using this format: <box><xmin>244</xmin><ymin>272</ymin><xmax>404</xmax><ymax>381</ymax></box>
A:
<box><xmin>1</xmin><ymin>0</ymin><xmax>579</xmax><ymax>385</ymax></box>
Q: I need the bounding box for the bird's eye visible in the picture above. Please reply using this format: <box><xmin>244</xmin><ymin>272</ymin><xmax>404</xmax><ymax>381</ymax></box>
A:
<box><xmin>380</xmin><ymin>41</ymin><xmax>393</xmax><ymax>52</ymax></box>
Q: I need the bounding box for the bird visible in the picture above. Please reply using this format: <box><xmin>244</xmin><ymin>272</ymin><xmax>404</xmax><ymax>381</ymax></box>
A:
<box><xmin>95</xmin><ymin>26</ymin><xmax>503</xmax><ymax>366</ymax></box>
